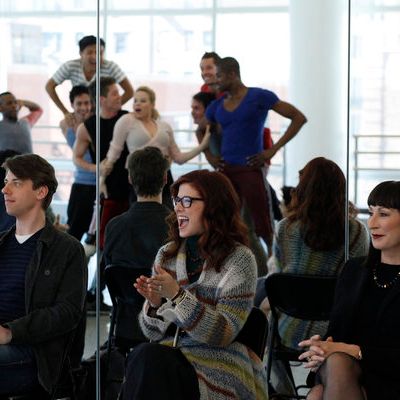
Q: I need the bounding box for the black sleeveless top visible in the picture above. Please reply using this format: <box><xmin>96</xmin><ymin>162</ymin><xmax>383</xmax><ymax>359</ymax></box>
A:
<box><xmin>85</xmin><ymin>110</ymin><xmax>130</xmax><ymax>200</ymax></box>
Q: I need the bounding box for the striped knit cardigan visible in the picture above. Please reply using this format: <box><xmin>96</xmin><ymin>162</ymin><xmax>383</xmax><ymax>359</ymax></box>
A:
<box><xmin>269</xmin><ymin>218</ymin><xmax>370</xmax><ymax>349</ymax></box>
<box><xmin>139</xmin><ymin>241</ymin><xmax>269</xmax><ymax>400</ymax></box>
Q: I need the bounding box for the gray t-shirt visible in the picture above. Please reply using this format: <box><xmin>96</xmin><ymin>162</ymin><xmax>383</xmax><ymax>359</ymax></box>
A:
<box><xmin>0</xmin><ymin>119</ymin><xmax>33</xmax><ymax>153</ymax></box>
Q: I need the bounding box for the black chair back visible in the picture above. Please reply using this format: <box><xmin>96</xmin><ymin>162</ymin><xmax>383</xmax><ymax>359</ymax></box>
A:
<box><xmin>265</xmin><ymin>273</ymin><xmax>337</xmax><ymax>321</ymax></box>
<box><xmin>235</xmin><ymin>307</ymin><xmax>268</xmax><ymax>360</ymax></box>
<box><xmin>104</xmin><ymin>264</ymin><xmax>151</xmax><ymax>350</ymax></box>
<box><xmin>265</xmin><ymin>273</ymin><xmax>337</xmax><ymax>399</ymax></box>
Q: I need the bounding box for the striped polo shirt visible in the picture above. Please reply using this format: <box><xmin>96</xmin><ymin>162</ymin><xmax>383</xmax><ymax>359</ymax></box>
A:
<box><xmin>52</xmin><ymin>59</ymin><xmax>126</xmax><ymax>86</ymax></box>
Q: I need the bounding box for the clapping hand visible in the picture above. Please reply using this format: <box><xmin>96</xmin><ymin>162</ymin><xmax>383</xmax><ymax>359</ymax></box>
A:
<box><xmin>134</xmin><ymin>274</ymin><xmax>162</xmax><ymax>308</ymax></box>
<box><xmin>134</xmin><ymin>265</ymin><xmax>180</xmax><ymax>307</ymax></box>
<box><xmin>149</xmin><ymin>265</ymin><xmax>180</xmax><ymax>300</ymax></box>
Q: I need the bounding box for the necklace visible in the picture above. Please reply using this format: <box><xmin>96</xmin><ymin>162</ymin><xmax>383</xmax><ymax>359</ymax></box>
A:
<box><xmin>372</xmin><ymin>265</ymin><xmax>400</xmax><ymax>289</ymax></box>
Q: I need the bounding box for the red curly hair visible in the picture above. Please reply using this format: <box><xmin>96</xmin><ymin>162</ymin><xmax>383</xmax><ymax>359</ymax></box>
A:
<box><xmin>162</xmin><ymin>170</ymin><xmax>248</xmax><ymax>272</ymax></box>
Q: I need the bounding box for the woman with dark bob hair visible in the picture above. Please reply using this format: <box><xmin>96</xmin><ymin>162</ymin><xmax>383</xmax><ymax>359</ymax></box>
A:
<box><xmin>256</xmin><ymin>157</ymin><xmax>369</xmax><ymax>349</ymax></box>
<box><xmin>299</xmin><ymin>180</ymin><xmax>400</xmax><ymax>399</ymax></box>
<box><xmin>120</xmin><ymin>170</ymin><xmax>268</xmax><ymax>400</ymax></box>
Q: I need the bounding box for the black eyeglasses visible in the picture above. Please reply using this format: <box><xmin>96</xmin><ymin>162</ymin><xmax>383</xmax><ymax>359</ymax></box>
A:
<box><xmin>172</xmin><ymin>195</ymin><xmax>204</xmax><ymax>208</ymax></box>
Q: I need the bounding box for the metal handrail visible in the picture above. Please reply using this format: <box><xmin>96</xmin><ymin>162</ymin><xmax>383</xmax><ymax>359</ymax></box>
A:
<box><xmin>356</xmin><ymin>151</ymin><xmax>400</xmax><ymax>154</ymax></box>
<box><xmin>353</xmin><ymin>134</ymin><xmax>400</xmax><ymax>138</ymax></box>
<box><xmin>353</xmin><ymin>133</ymin><xmax>400</xmax><ymax>206</ymax></box>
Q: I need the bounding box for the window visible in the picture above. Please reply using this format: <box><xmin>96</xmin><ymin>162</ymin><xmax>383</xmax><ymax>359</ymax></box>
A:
<box><xmin>11</xmin><ymin>24</ymin><xmax>42</xmax><ymax>64</ymax></box>
<box><xmin>114</xmin><ymin>32</ymin><xmax>128</xmax><ymax>53</ymax></box>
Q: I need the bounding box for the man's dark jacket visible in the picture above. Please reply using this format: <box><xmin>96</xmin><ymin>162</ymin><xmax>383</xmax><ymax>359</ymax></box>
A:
<box><xmin>103</xmin><ymin>201</ymin><xmax>170</xmax><ymax>269</ymax></box>
<box><xmin>0</xmin><ymin>221</ymin><xmax>87</xmax><ymax>393</ymax></box>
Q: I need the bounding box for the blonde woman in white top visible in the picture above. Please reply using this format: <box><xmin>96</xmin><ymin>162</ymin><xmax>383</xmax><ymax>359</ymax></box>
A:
<box><xmin>102</xmin><ymin>86</ymin><xmax>210</xmax><ymax>183</ymax></box>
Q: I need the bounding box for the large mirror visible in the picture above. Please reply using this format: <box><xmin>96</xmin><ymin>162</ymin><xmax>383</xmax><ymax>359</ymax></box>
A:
<box><xmin>349</xmin><ymin>0</ymin><xmax>400</xmax><ymax>210</ymax></box>
<box><xmin>4</xmin><ymin>0</ymin><xmax>397</xmax><ymax>398</ymax></box>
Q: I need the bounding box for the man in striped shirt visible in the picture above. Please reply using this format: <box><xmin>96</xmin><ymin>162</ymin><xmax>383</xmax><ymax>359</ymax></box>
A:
<box><xmin>45</xmin><ymin>35</ymin><xmax>133</xmax><ymax>125</ymax></box>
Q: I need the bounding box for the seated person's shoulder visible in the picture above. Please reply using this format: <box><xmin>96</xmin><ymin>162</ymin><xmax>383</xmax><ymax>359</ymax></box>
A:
<box><xmin>274</xmin><ymin>217</ymin><xmax>295</xmax><ymax>238</ymax></box>
<box><xmin>350</xmin><ymin>219</ymin><xmax>370</xmax><ymax>244</ymax></box>
<box><xmin>345</xmin><ymin>255</ymin><xmax>367</xmax><ymax>266</ymax></box>
<box><xmin>158</xmin><ymin>241</ymin><xmax>174</xmax><ymax>254</ymax></box>
<box><xmin>48</xmin><ymin>223</ymin><xmax>84</xmax><ymax>251</ymax></box>
<box><xmin>226</xmin><ymin>244</ymin><xmax>257</xmax><ymax>267</ymax></box>
<box><xmin>159</xmin><ymin>204</ymin><xmax>171</xmax><ymax>216</ymax></box>
<box><xmin>341</xmin><ymin>256</ymin><xmax>368</xmax><ymax>279</ymax></box>
<box><xmin>349</xmin><ymin>217</ymin><xmax>363</xmax><ymax>229</ymax></box>
<box><xmin>0</xmin><ymin>228</ymin><xmax>11</xmax><ymax>239</ymax></box>
<box><xmin>105</xmin><ymin>211</ymin><xmax>128</xmax><ymax>232</ymax></box>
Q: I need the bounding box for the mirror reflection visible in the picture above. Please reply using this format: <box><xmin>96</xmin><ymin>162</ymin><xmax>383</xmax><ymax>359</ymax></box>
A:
<box><xmin>1</xmin><ymin>0</ymin><xmax>399</xmax><ymax>399</ymax></box>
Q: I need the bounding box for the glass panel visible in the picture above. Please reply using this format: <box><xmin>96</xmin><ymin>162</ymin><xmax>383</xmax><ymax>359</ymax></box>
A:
<box><xmin>0</xmin><ymin>0</ymin><xmax>96</xmax><ymax>12</ymax></box>
<box><xmin>0</xmin><ymin>11</ymin><xmax>96</xmax><ymax>212</ymax></box>
<box><xmin>101</xmin><ymin>0</ymin><xmax>351</xmax><ymax>267</ymax></box>
<box><xmin>350</xmin><ymin>0</ymin><xmax>400</xmax><ymax>209</ymax></box>
<box><xmin>0</xmin><ymin>0</ymin><xmax>351</xmax><ymax>216</ymax></box>
<box><xmin>0</xmin><ymin>1</ymin><xmax>354</xmax><ymax>397</ymax></box>
<box><xmin>0</xmin><ymin>0</ymin><xmax>99</xmax><ymax>393</ymax></box>
<box><xmin>107</xmin><ymin>0</ymin><xmax>152</xmax><ymax>9</ymax></box>
<box><xmin>218</xmin><ymin>0</ymin><xmax>289</xmax><ymax>7</ymax></box>
<box><xmin>107</xmin><ymin>14</ymin><xmax>212</xmax><ymax>77</ymax></box>
<box><xmin>108</xmin><ymin>0</ymin><xmax>212</xmax><ymax>9</ymax></box>
<box><xmin>105</xmin><ymin>13</ymin><xmax>213</xmax><ymax>179</ymax></box>
<box><xmin>216</xmin><ymin>12</ymin><xmax>289</xmax><ymax>191</ymax></box>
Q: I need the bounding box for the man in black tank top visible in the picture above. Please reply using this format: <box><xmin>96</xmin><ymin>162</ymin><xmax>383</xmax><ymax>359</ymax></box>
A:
<box><xmin>73</xmin><ymin>76</ymin><xmax>130</xmax><ymax>250</ymax></box>
<box><xmin>73</xmin><ymin>76</ymin><xmax>131</xmax><ymax>311</ymax></box>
